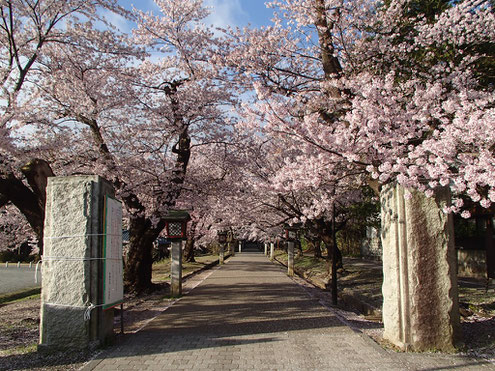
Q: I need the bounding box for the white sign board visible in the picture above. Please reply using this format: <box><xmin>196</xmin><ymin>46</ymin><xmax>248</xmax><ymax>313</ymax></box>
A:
<box><xmin>103</xmin><ymin>196</ymin><xmax>124</xmax><ymax>309</ymax></box>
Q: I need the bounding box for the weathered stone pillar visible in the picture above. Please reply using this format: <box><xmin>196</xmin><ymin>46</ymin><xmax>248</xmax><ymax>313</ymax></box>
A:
<box><xmin>238</xmin><ymin>241</ymin><xmax>242</xmax><ymax>253</ymax></box>
<box><xmin>219</xmin><ymin>244</ymin><xmax>224</xmax><ymax>265</ymax></box>
<box><xmin>264</xmin><ymin>242</ymin><xmax>268</xmax><ymax>256</ymax></box>
<box><xmin>287</xmin><ymin>241</ymin><xmax>294</xmax><ymax>277</ymax></box>
<box><xmin>381</xmin><ymin>183</ymin><xmax>460</xmax><ymax>352</ymax></box>
<box><xmin>270</xmin><ymin>242</ymin><xmax>274</xmax><ymax>261</ymax></box>
<box><xmin>171</xmin><ymin>241</ymin><xmax>182</xmax><ymax>297</ymax></box>
<box><xmin>40</xmin><ymin>176</ymin><xmax>117</xmax><ymax>351</ymax></box>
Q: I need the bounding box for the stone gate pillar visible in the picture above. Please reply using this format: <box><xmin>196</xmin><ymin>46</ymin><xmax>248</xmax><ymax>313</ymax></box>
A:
<box><xmin>381</xmin><ymin>183</ymin><xmax>460</xmax><ymax>351</ymax></box>
<box><xmin>264</xmin><ymin>242</ymin><xmax>268</xmax><ymax>256</ymax></box>
<box><xmin>238</xmin><ymin>241</ymin><xmax>242</xmax><ymax>253</ymax></box>
<box><xmin>270</xmin><ymin>242</ymin><xmax>274</xmax><ymax>261</ymax></box>
<box><xmin>39</xmin><ymin>175</ymin><xmax>119</xmax><ymax>351</ymax></box>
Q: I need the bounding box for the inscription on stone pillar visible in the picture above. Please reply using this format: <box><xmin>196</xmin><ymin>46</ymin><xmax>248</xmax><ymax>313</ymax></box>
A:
<box><xmin>381</xmin><ymin>183</ymin><xmax>460</xmax><ymax>351</ymax></box>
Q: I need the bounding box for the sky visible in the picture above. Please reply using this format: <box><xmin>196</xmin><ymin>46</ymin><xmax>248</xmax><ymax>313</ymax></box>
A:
<box><xmin>203</xmin><ymin>0</ymin><xmax>275</xmax><ymax>27</ymax></box>
<box><xmin>117</xmin><ymin>0</ymin><xmax>275</xmax><ymax>31</ymax></box>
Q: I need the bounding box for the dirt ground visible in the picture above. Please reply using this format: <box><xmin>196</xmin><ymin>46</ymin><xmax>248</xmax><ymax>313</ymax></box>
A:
<box><xmin>0</xmin><ymin>285</ymin><xmax>178</xmax><ymax>371</ymax></box>
<box><xmin>0</xmin><ymin>294</ymin><xmax>89</xmax><ymax>371</ymax></box>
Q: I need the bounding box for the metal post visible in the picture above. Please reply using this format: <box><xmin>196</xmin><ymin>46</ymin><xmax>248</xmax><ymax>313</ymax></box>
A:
<box><xmin>332</xmin><ymin>202</ymin><xmax>338</xmax><ymax>305</ymax></box>
<box><xmin>120</xmin><ymin>303</ymin><xmax>124</xmax><ymax>334</ymax></box>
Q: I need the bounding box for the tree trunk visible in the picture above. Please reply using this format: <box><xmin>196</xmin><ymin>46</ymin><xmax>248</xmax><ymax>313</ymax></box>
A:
<box><xmin>313</xmin><ymin>218</ymin><xmax>343</xmax><ymax>269</ymax></box>
<box><xmin>184</xmin><ymin>236</ymin><xmax>195</xmax><ymax>263</ymax></box>
<box><xmin>124</xmin><ymin>216</ymin><xmax>156</xmax><ymax>294</ymax></box>
<box><xmin>0</xmin><ymin>159</ymin><xmax>54</xmax><ymax>255</ymax></box>
<box><xmin>323</xmin><ymin>236</ymin><xmax>343</xmax><ymax>270</ymax></box>
<box><xmin>312</xmin><ymin>237</ymin><xmax>322</xmax><ymax>258</ymax></box>
<box><xmin>296</xmin><ymin>239</ymin><xmax>303</xmax><ymax>257</ymax></box>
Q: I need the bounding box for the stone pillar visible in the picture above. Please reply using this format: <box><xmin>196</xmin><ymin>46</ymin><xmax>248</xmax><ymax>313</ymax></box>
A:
<box><xmin>40</xmin><ymin>176</ymin><xmax>116</xmax><ymax>351</ymax></box>
<box><xmin>230</xmin><ymin>242</ymin><xmax>235</xmax><ymax>256</ymax></box>
<box><xmin>171</xmin><ymin>241</ymin><xmax>182</xmax><ymax>297</ymax></box>
<box><xmin>287</xmin><ymin>241</ymin><xmax>294</xmax><ymax>277</ymax></box>
<box><xmin>219</xmin><ymin>244</ymin><xmax>224</xmax><ymax>265</ymax></box>
<box><xmin>270</xmin><ymin>242</ymin><xmax>274</xmax><ymax>261</ymax></box>
<box><xmin>238</xmin><ymin>241</ymin><xmax>242</xmax><ymax>253</ymax></box>
<box><xmin>381</xmin><ymin>183</ymin><xmax>460</xmax><ymax>352</ymax></box>
<box><xmin>264</xmin><ymin>242</ymin><xmax>268</xmax><ymax>256</ymax></box>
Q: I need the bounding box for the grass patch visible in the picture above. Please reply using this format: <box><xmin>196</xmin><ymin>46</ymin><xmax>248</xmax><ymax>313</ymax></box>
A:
<box><xmin>274</xmin><ymin>250</ymin><xmax>328</xmax><ymax>275</ymax></box>
<box><xmin>274</xmin><ymin>250</ymin><xmax>494</xmax><ymax>320</ymax></box>
<box><xmin>459</xmin><ymin>286</ymin><xmax>495</xmax><ymax>317</ymax></box>
<box><xmin>0</xmin><ymin>343</ymin><xmax>37</xmax><ymax>357</ymax></box>
<box><xmin>0</xmin><ymin>288</ymin><xmax>41</xmax><ymax>305</ymax></box>
<box><xmin>152</xmin><ymin>254</ymin><xmax>219</xmax><ymax>283</ymax></box>
<box><xmin>295</xmin><ymin>255</ymin><xmax>329</xmax><ymax>274</ymax></box>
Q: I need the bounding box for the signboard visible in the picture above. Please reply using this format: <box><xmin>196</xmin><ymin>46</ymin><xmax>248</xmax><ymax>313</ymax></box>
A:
<box><xmin>103</xmin><ymin>196</ymin><xmax>124</xmax><ymax>310</ymax></box>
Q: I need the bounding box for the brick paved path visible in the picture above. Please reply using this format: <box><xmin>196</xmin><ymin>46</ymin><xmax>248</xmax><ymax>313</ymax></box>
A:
<box><xmin>85</xmin><ymin>253</ymin><xmax>494</xmax><ymax>371</ymax></box>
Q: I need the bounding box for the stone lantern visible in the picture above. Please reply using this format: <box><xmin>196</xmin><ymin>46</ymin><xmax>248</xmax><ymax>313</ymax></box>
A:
<box><xmin>284</xmin><ymin>223</ymin><xmax>301</xmax><ymax>277</ymax></box>
<box><xmin>164</xmin><ymin>210</ymin><xmax>191</xmax><ymax>240</ymax></box>
<box><xmin>164</xmin><ymin>210</ymin><xmax>190</xmax><ymax>297</ymax></box>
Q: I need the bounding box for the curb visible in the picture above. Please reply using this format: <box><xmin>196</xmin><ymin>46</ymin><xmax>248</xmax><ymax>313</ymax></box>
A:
<box><xmin>272</xmin><ymin>254</ymin><xmax>382</xmax><ymax>319</ymax></box>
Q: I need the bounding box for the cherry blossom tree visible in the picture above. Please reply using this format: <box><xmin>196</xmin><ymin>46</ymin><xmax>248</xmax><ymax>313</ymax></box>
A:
<box><xmin>223</xmin><ymin>0</ymin><xmax>494</xmax><ymax>219</ymax></box>
<box><xmin>219</xmin><ymin>0</ymin><xmax>493</xmax><ymax>350</ymax></box>
<box><xmin>0</xmin><ymin>203</ymin><xmax>36</xmax><ymax>253</ymax></box>
<box><xmin>0</xmin><ymin>0</ymin><xmax>129</xmax><ymax>253</ymax></box>
<box><xmin>9</xmin><ymin>0</ymin><xmax>238</xmax><ymax>293</ymax></box>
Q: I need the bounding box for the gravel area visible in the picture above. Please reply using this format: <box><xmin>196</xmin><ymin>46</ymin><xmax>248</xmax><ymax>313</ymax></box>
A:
<box><xmin>0</xmin><ymin>296</ymin><xmax>90</xmax><ymax>371</ymax></box>
<box><xmin>0</xmin><ymin>284</ymin><xmax>176</xmax><ymax>371</ymax></box>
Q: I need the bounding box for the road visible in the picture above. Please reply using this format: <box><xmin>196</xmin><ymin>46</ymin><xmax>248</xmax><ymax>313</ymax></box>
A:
<box><xmin>0</xmin><ymin>264</ymin><xmax>41</xmax><ymax>294</ymax></box>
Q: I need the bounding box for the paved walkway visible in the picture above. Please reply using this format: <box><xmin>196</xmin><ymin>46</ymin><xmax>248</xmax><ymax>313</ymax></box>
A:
<box><xmin>85</xmin><ymin>253</ymin><xmax>494</xmax><ymax>371</ymax></box>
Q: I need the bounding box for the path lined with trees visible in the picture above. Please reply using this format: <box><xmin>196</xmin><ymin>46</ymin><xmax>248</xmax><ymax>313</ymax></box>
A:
<box><xmin>86</xmin><ymin>254</ymin><xmax>492</xmax><ymax>371</ymax></box>
<box><xmin>1</xmin><ymin>0</ymin><xmax>494</xmax><ymax>357</ymax></box>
